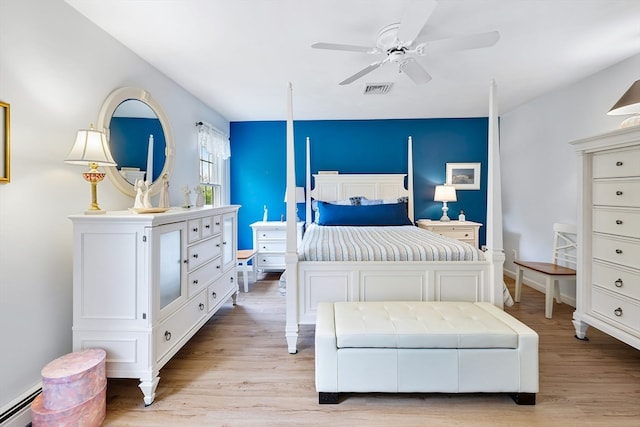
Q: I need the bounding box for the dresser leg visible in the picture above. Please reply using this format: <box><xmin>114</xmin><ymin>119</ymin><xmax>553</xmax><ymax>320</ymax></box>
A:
<box><xmin>572</xmin><ymin>318</ymin><xmax>589</xmax><ymax>341</ymax></box>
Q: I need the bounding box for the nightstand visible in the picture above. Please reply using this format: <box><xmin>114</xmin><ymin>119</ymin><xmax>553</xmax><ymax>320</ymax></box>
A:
<box><xmin>416</xmin><ymin>219</ymin><xmax>482</xmax><ymax>248</ymax></box>
<box><xmin>250</xmin><ymin>221</ymin><xmax>303</xmax><ymax>272</ymax></box>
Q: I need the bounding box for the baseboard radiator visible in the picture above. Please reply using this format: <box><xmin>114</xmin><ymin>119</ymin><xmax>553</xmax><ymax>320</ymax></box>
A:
<box><xmin>0</xmin><ymin>387</ymin><xmax>41</xmax><ymax>427</ymax></box>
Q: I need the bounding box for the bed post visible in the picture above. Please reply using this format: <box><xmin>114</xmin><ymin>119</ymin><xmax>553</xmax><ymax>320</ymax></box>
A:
<box><xmin>485</xmin><ymin>79</ymin><xmax>506</xmax><ymax>307</ymax></box>
<box><xmin>285</xmin><ymin>82</ymin><xmax>300</xmax><ymax>353</ymax></box>
<box><xmin>305</xmin><ymin>137</ymin><xmax>311</xmax><ymax>226</ymax></box>
<box><xmin>407</xmin><ymin>136</ymin><xmax>414</xmax><ymax>223</ymax></box>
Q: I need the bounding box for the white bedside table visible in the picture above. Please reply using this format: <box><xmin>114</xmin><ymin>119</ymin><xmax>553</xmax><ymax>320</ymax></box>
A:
<box><xmin>250</xmin><ymin>221</ymin><xmax>303</xmax><ymax>272</ymax></box>
<box><xmin>416</xmin><ymin>219</ymin><xmax>482</xmax><ymax>248</ymax></box>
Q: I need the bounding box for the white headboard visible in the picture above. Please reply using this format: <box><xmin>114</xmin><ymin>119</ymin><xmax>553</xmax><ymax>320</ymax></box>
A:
<box><xmin>310</xmin><ymin>173</ymin><xmax>409</xmax><ymax>202</ymax></box>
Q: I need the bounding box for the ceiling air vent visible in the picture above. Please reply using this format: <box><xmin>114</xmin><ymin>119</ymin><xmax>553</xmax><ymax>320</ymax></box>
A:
<box><xmin>363</xmin><ymin>83</ymin><xmax>393</xmax><ymax>95</ymax></box>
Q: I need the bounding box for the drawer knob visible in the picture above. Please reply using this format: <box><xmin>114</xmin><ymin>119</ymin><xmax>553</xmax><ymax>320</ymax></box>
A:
<box><xmin>223</xmin><ymin>241</ymin><xmax>227</xmax><ymax>245</ymax></box>
<box><xmin>193</xmin><ymin>279</ymin><xmax>198</xmax><ymax>285</ymax></box>
<box><xmin>205</xmin><ymin>224</ymin><xmax>211</xmax><ymax>229</ymax></box>
<box><xmin>164</xmin><ymin>331</ymin><xmax>172</xmax><ymax>341</ymax></box>
<box><xmin>615</xmin><ymin>190</ymin><xmax>623</xmax><ymax>196</ymax></box>
<box><xmin>212</xmin><ymin>291</ymin><xmax>217</xmax><ymax>299</ymax></box>
<box><xmin>216</xmin><ymin>243</ymin><xmax>221</xmax><ymax>247</ymax></box>
<box><xmin>193</xmin><ymin>253</ymin><xmax>199</xmax><ymax>259</ymax></box>
<box><xmin>614</xmin><ymin>307</ymin><xmax>623</xmax><ymax>317</ymax></box>
<box><xmin>215</xmin><ymin>222</ymin><xmax>220</xmax><ymax>226</ymax></box>
<box><xmin>615</xmin><ymin>220</ymin><xmax>623</xmax><ymax>225</ymax></box>
<box><xmin>199</xmin><ymin>303</ymin><xmax>205</xmax><ymax>311</ymax></box>
<box><xmin>615</xmin><ymin>278</ymin><xmax>623</xmax><ymax>288</ymax></box>
<box><xmin>193</xmin><ymin>227</ymin><xmax>198</xmax><ymax>232</ymax></box>
<box><xmin>216</xmin><ymin>265</ymin><xmax>221</xmax><ymax>269</ymax></box>
<box><xmin>230</xmin><ymin>276</ymin><xmax>234</xmax><ymax>282</ymax></box>
<box><xmin>616</xmin><ymin>161</ymin><xmax>623</xmax><ymax>166</ymax></box>
<box><xmin>615</xmin><ymin>249</ymin><xmax>623</xmax><ymax>254</ymax></box>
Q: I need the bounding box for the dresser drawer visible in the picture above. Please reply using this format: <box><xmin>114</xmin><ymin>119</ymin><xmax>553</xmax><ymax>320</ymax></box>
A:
<box><xmin>258</xmin><ymin>241</ymin><xmax>286</xmax><ymax>253</ymax></box>
<box><xmin>187</xmin><ymin>236</ymin><xmax>220</xmax><ymax>271</ymax></box>
<box><xmin>592</xmin><ymin>234</ymin><xmax>640</xmax><ymax>268</ymax></box>
<box><xmin>208</xmin><ymin>270</ymin><xmax>237</xmax><ymax>312</ymax></box>
<box><xmin>592</xmin><ymin>147</ymin><xmax>640</xmax><ymax>179</ymax></box>
<box><xmin>593</xmin><ymin>208</ymin><xmax>640</xmax><ymax>238</ymax></box>
<box><xmin>188</xmin><ymin>257</ymin><xmax>223</xmax><ymax>297</ymax></box>
<box><xmin>592</xmin><ymin>287</ymin><xmax>640</xmax><ymax>333</ymax></box>
<box><xmin>592</xmin><ymin>180</ymin><xmax>640</xmax><ymax>208</ymax></box>
<box><xmin>156</xmin><ymin>290</ymin><xmax>207</xmax><ymax>361</ymax></box>
<box><xmin>200</xmin><ymin>216</ymin><xmax>215</xmax><ymax>239</ymax></box>
<box><xmin>592</xmin><ymin>260</ymin><xmax>640</xmax><ymax>301</ymax></box>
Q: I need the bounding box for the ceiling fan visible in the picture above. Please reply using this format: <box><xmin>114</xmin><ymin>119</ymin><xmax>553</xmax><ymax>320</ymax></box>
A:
<box><xmin>311</xmin><ymin>0</ymin><xmax>500</xmax><ymax>86</ymax></box>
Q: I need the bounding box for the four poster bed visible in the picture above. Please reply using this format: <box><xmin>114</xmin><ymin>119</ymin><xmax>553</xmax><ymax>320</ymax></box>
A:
<box><xmin>283</xmin><ymin>83</ymin><xmax>507</xmax><ymax>354</ymax></box>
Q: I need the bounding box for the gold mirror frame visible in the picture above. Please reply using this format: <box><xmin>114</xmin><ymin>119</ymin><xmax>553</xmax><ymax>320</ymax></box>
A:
<box><xmin>0</xmin><ymin>101</ymin><xmax>9</xmax><ymax>183</ymax></box>
<box><xmin>97</xmin><ymin>87</ymin><xmax>175</xmax><ymax>197</ymax></box>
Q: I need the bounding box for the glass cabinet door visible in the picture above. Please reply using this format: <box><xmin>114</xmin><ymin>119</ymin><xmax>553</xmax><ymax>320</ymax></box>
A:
<box><xmin>154</xmin><ymin>221</ymin><xmax>187</xmax><ymax>319</ymax></box>
<box><xmin>222</xmin><ymin>213</ymin><xmax>236</xmax><ymax>272</ymax></box>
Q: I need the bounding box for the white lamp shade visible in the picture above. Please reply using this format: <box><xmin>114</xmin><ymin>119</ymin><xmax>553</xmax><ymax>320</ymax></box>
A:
<box><xmin>608</xmin><ymin>80</ymin><xmax>640</xmax><ymax>116</ymax></box>
<box><xmin>284</xmin><ymin>187</ymin><xmax>306</xmax><ymax>203</ymax></box>
<box><xmin>434</xmin><ymin>184</ymin><xmax>457</xmax><ymax>202</ymax></box>
<box><xmin>65</xmin><ymin>128</ymin><xmax>117</xmax><ymax>166</ymax></box>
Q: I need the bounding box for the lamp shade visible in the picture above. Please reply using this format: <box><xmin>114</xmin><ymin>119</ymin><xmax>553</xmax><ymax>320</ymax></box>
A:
<box><xmin>284</xmin><ymin>187</ymin><xmax>306</xmax><ymax>203</ymax></box>
<box><xmin>608</xmin><ymin>80</ymin><xmax>640</xmax><ymax>116</ymax></box>
<box><xmin>65</xmin><ymin>128</ymin><xmax>117</xmax><ymax>166</ymax></box>
<box><xmin>434</xmin><ymin>185</ymin><xmax>457</xmax><ymax>202</ymax></box>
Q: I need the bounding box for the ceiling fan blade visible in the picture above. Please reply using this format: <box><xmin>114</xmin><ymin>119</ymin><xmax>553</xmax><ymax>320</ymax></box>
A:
<box><xmin>421</xmin><ymin>30</ymin><xmax>500</xmax><ymax>54</ymax></box>
<box><xmin>311</xmin><ymin>42</ymin><xmax>379</xmax><ymax>54</ymax></box>
<box><xmin>396</xmin><ymin>0</ymin><xmax>438</xmax><ymax>45</ymax></box>
<box><xmin>339</xmin><ymin>60</ymin><xmax>386</xmax><ymax>85</ymax></box>
<box><xmin>399</xmin><ymin>58</ymin><xmax>432</xmax><ymax>85</ymax></box>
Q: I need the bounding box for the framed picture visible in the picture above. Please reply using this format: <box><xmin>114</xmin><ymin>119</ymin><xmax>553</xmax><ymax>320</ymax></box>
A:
<box><xmin>0</xmin><ymin>101</ymin><xmax>9</xmax><ymax>183</ymax></box>
<box><xmin>446</xmin><ymin>162</ymin><xmax>480</xmax><ymax>190</ymax></box>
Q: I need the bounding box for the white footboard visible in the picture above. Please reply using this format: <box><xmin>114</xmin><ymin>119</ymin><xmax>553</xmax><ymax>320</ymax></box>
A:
<box><xmin>285</xmin><ymin>258</ymin><xmax>504</xmax><ymax>353</ymax></box>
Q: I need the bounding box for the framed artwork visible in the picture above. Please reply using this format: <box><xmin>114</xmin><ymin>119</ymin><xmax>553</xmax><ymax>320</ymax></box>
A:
<box><xmin>0</xmin><ymin>101</ymin><xmax>9</xmax><ymax>183</ymax></box>
<box><xmin>446</xmin><ymin>162</ymin><xmax>480</xmax><ymax>190</ymax></box>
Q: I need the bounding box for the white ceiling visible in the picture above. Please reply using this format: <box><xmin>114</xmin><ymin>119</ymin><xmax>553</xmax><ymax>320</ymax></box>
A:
<box><xmin>65</xmin><ymin>0</ymin><xmax>640</xmax><ymax>122</ymax></box>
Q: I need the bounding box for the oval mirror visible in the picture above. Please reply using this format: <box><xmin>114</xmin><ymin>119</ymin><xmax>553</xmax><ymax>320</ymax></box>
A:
<box><xmin>97</xmin><ymin>87</ymin><xmax>175</xmax><ymax>197</ymax></box>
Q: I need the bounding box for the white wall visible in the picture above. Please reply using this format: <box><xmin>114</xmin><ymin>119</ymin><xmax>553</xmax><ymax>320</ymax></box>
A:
<box><xmin>0</xmin><ymin>0</ymin><xmax>228</xmax><ymax>417</ymax></box>
<box><xmin>500</xmin><ymin>52</ymin><xmax>640</xmax><ymax>305</ymax></box>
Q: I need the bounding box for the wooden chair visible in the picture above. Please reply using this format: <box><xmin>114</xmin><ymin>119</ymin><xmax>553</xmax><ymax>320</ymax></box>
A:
<box><xmin>514</xmin><ymin>223</ymin><xmax>577</xmax><ymax>319</ymax></box>
<box><xmin>237</xmin><ymin>249</ymin><xmax>257</xmax><ymax>292</ymax></box>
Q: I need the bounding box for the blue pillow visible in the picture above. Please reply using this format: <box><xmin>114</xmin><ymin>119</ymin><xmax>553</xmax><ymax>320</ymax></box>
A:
<box><xmin>317</xmin><ymin>201</ymin><xmax>412</xmax><ymax>226</ymax></box>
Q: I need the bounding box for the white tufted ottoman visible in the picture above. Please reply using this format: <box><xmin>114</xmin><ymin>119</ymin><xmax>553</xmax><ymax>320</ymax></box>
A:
<box><xmin>315</xmin><ymin>301</ymin><xmax>538</xmax><ymax>405</ymax></box>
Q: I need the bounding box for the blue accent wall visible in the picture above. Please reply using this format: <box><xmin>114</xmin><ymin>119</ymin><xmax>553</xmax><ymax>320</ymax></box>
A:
<box><xmin>230</xmin><ymin>118</ymin><xmax>488</xmax><ymax>251</ymax></box>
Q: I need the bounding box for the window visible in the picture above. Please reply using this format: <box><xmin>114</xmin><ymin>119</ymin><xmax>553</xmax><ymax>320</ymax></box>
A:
<box><xmin>197</xmin><ymin>122</ymin><xmax>230</xmax><ymax>206</ymax></box>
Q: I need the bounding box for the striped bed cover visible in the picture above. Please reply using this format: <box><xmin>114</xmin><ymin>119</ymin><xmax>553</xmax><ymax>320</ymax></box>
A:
<box><xmin>299</xmin><ymin>224</ymin><xmax>484</xmax><ymax>262</ymax></box>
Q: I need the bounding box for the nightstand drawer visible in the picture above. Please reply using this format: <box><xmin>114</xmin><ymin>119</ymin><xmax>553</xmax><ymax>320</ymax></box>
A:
<box><xmin>258</xmin><ymin>242</ymin><xmax>286</xmax><ymax>252</ymax></box>
<box><xmin>257</xmin><ymin>229</ymin><xmax>286</xmax><ymax>240</ymax></box>
<box><xmin>257</xmin><ymin>254</ymin><xmax>285</xmax><ymax>268</ymax></box>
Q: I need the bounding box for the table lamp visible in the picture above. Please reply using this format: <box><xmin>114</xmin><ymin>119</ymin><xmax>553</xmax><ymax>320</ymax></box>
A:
<box><xmin>65</xmin><ymin>125</ymin><xmax>117</xmax><ymax>214</ymax></box>
<box><xmin>434</xmin><ymin>184</ymin><xmax>457</xmax><ymax>222</ymax></box>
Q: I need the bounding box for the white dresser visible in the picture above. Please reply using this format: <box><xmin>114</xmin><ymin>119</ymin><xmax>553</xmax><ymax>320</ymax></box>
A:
<box><xmin>570</xmin><ymin>127</ymin><xmax>640</xmax><ymax>350</ymax></box>
<box><xmin>416</xmin><ymin>219</ymin><xmax>482</xmax><ymax>248</ymax></box>
<box><xmin>70</xmin><ymin>206</ymin><xmax>240</xmax><ymax>405</ymax></box>
<box><xmin>250</xmin><ymin>221</ymin><xmax>303</xmax><ymax>271</ymax></box>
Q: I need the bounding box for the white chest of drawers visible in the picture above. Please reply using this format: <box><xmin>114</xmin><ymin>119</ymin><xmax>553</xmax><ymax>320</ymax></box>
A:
<box><xmin>70</xmin><ymin>206</ymin><xmax>239</xmax><ymax>405</ymax></box>
<box><xmin>416</xmin><ymin>219</ymin><xmax>482</xmax><ymax>248</ymax></box>
<box><xmin>571</xmin><ymin>127</ymin><xmax>640</xmax><ymax>350</ymax></box>
<box><xmin>250</xmin><ymin>221</ymin><xmax>303</xmax><ymax>271</ymax></box>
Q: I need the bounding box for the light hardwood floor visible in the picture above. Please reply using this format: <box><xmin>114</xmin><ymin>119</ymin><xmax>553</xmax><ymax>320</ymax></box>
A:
<box><xmin>102</xmin><ymin>275</ymin><xmax>640</xmax><ymax>426</ymax></box>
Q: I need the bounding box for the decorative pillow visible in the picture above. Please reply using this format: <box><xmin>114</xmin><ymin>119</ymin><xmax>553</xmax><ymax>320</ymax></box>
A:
<box><xmin>317</xmin><ymin>201</ymin><xmax>412</xmax><ymax>226</ymax></box>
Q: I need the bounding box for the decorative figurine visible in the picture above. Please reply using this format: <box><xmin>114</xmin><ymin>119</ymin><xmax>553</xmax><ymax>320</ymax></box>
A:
<box><xmin>133</xmin><ymin>179</ymin><xmax>145</xmax><ymax>209</ymax></box>
<box><xmin>194</xmin><ymin>186</ymin><xmax>204</xmax><ymax>207</ymax></box>
<box><xmin>458</xmin><ymin>210</ymin><xmax>466</xmax><ymax>222</ymax></box>
<box><xmin>159</xmin><ymin>174</ymin><xmax>170</xmax><ymax>208</ymax></box>
<box><xmin>142</xmin><ymin>181</ymin><xmax>152</xmax><ymax>208</ymax></box>
<box><xmin>182</xmin><ymin>186</ymin><xmax>192</xmax><ymax>208</ymax></box>
<box><xmin>263</xmin><ymin>205</ymin><xmax>268</xmax><ymax>222</ymax></box>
